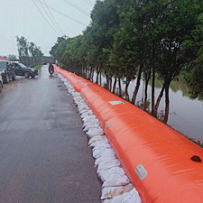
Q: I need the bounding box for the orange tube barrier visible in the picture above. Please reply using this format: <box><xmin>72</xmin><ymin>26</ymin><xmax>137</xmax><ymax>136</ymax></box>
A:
<box><xmin>55</xmin><ymin>65</ymin><xmax>203</xmax><ymax>203</ymax></box>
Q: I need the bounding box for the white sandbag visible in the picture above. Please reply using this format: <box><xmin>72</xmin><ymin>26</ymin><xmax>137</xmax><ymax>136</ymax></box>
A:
<box><xmin>77</xmin><ymin>103</ymin><xmax>89</xmax><ymax>111</ymax></box>
<box><xmin>110</xmin><ymin>189</ymin><xmax>142</xmax><ymax>203</ymax></box>
<box><xmin>80</xmin><ymin>110</ymin><xmax>93</xmax><ymax>118</ymax></box>
<box><xmin>83</xmin><ymin>119</ymin><xmax>100</xmax><ymax>127</ymax></box>
<box><xmin>97</xmin><ymin>166</ymin><xmax>126</xmax><ymax>182</ymax></box>
<box><xmin>89</xmin><ymin>138</ymin><xmax>110</xmax><ymax>148</ymax></box>
<box><xmin>93</xmin><ymin>148</ymin><xmax>115</xmax><ymax>160</ymax></box>
<box><xmin>102</xmin><ymin>174</ymin><xmax>130</xmax><ymax>187</ymax></box>
<box><xmin>93</xmin><ymin>143</ymin><xmax>112</xmax><ymax>152</ymax></box>
<box><xmin>106</xmin><ymin>166</ymin><xmax>126</xmax><ymax>177</ymax></box>
<box><xmin>97</xmin><ymin>159</ymin><xmax>120</xmax><ymax>174</ymax></box>
<box><xmin>93</xmin><ymin>148</ymin><xmax>116</xmax><ymax>159</ymax></box>
<box><xmin>88</xmin><ymin>135</ymin><xmax>105</xmax><ymax>146</ymax></box>
<box><xmin>101</xmin><ymin>184</ymin><xmax>134</xmax><ymax>200</ymax></box>
<box><xmin>102</xmin><ymin>199</ymin><xmax>111</xmax><ymax>203</ymax></box>
<box><xmin>83</xmin><ymin>119</ymin><xmax>97</xmax><ymax>126</ymax></box>
<box><xmin>98</xmin><ymin>167</ymin><xmax>126</xmax><ymax>183</ymax></box>
<box><xmin>82</xmin><ymin>114</ymin><xmax>97</xmax><ymax>121</ymax></box>
<box><xmin>86</xmin><ymin>128</ymin><xmax>104</xmax><ymax>138</ymax></box>
<box><xmin>95</xmin><ymin>154</ymin><xmax>115</xmax><ymax>167</ymax></box>
<box><xmin>83</xmin><ymin>122</ymin><xmax>101</xmax><ymax>132</ymax></box>
<box><xmin>76</xmin><ymin>103</ymin><xmax>88</xmax><ymax>111</ymax></box>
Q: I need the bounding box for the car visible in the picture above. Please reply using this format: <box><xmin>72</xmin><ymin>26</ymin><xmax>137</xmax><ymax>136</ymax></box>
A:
<box><xmin>13</xmin><ymin>62</ymin><xmax>38</xmax><ymax>78</ymax></box>
<box><xmin>0</xmin><ymin>61</ymin><xmax>16</xmax><ymax>84</ymax></box>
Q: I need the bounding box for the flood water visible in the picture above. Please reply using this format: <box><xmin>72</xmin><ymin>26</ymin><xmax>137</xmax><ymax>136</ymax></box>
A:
<box><xmin>93</xmin><ymin>74</ymin><xmax>203</xmax><ymax>142</ymax></box>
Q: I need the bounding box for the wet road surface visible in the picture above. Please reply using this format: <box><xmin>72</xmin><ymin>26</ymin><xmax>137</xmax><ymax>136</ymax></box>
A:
<box><xmin>0</xmin><ymin>66</ymin><xmax>101</xmax><ymax>203</ymax></box>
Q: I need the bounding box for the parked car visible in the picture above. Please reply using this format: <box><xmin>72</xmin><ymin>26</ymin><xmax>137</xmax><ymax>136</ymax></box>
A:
<box><xmin>0</xmin><ymin>74</ymin><xmax>3</xmax><ymax>93</ymax></box>
<box><xmin>0</xmin><ymin>61</ymin><xmax>16</xmax><ymax>84</ymax></box>
<box><xmin>13</xmin><ymin>62</ymin><xmax>38</xmax><ymax>78</ymax></box>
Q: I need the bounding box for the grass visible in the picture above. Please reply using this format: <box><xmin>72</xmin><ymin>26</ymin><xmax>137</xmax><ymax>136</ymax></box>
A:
<box><xmin>30</xmin><ymin>65</ymin><xmax>42</xmax><ymax>70</ymax></box>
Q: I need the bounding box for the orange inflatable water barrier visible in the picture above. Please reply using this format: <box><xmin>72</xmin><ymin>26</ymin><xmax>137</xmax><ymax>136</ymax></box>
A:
<box><xmin>55</xmin><ymin>65</ymin><xmax>203</xmax><ymax>203</ymax></box>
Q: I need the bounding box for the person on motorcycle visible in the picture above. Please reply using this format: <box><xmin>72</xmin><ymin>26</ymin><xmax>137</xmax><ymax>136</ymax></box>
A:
<box><xmin>48</xmin><ymin>63</ymin><xmax>54</xmax><ymax>74</ymax></box>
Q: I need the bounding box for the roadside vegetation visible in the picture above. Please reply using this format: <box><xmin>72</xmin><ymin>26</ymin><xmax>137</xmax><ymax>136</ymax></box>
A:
<box><xmin>31</xmin><ymin>65</ymin><xmax>41</xmax><ymax>70</ymax></box>
<box><xmin>50</xmin><ymin>0</ymin><xmax>203</xmax><ymax>124</ymax></box>
<box><xmin>16</xmin><ymin>36</ymin><xmax>44</xmax><ymax>66</ymax></box>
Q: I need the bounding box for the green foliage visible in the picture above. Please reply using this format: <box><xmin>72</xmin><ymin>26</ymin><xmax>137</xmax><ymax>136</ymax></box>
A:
<box><xmin>49</xmin><ymin>36</ymin><xmax>67</xmax><ymax>57</ymax></box>
<box><xmin>16</xmin><ymin>36</ymin><xmax>44</xmax><ymax>59</ymax></box>
<box><xmin>31</xmin><ymin>65</ymin><xmax>41</xmax><ymax>70</ymax></box>
<box><xmin>7</xmin><ymin>54</ymin><xmax>18</xmax><ymax>61</ymax></box>
<box><xmin>16</xmin><ymin>36</ymin><xmax>29</xmax><ymax>57</ymax></box>
<box><xmin>181</xmin><ymin>10</ymin><xmax>203</xmax><ymax>98</ymax></box>
<box><xmin>50</xmin><ymin>0</ymin><xmax>203</xmax><ymax>100</ymax></box>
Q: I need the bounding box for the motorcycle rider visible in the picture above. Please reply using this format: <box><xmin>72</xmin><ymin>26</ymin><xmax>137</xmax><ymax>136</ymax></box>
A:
<box><xmin>48</xmin><ymin>63</ymin><xmax>54</xmax><ymax>74</ymax></box>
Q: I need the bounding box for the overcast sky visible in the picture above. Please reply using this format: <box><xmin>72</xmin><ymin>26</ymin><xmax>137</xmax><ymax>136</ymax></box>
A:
<box><xmin>0</xmin><ymin>0</ymin><xmax>96</xmax><ymax>57</ymax></box>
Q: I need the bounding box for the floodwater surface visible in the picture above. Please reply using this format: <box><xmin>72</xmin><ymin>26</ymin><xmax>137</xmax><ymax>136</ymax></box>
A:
<box><xmin>94</xmin><ymin>74</ymin><xmax>203</xmax><ymax>141</ymax></box>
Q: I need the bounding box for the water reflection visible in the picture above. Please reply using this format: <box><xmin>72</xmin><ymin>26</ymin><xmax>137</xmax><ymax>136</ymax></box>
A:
<box><xmin>92</xmin><ymin>73</ymin><xmax>203</xmax><ymax>141</ymax></box>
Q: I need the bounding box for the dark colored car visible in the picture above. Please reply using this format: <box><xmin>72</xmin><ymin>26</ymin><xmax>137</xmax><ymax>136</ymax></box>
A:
<box><xmin>0</xmin><ymin>61</ymin><xmax>16</xmax><ymax>84</ymax></box>
<box><xmin>13</xmin><ymin>62</ymin><xmax>38</xmax><ymax>78</ymax></box>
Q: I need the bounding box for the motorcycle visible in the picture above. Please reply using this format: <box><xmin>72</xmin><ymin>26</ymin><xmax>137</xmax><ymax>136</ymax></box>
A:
<box><xmin>49</xmin><ymin>66</ymin><xmax>54</xmax><ymax>75</ymax></box>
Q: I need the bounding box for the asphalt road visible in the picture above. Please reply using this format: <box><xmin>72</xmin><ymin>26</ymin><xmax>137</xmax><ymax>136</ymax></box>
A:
<box><xmin>0</xmin><ymin>65</ymin><xmax>101</xmax><ymax>203</ymax></box>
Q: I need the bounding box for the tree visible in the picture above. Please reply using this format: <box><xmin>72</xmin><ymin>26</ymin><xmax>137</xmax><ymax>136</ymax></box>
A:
<box><xmin>50</xmin><ymin>36</ymin><xmax>67</xmax><ymax>58</ymax></box>
<box><xmin>181</xmin><ymin>12</ymin><xmax>203</xmax><ymax>98</ymax></box>
<box><xmin>16</xmin><ymin>36</ymin><xmax>29</xmax><ymax>58</ymax></box>
<box><xmin>155</xmin><ymin>0</ymin><xmax>203</xmax><ymax>122</ymax></box>
<box><xmin>7</xmin><ymin>54</ymin><xmax>18</xmax><ymax>61</ymax></box>
<box><xmin>16</xmin><ymin>36</ymin><xmax>44</xmax><ymax>65</ymax></box>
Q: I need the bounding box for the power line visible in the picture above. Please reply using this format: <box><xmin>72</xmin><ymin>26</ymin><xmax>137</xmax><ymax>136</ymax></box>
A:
<box><xmin>0</xmin><ymin>34</ymin><xmax>16</xmax><ymax>47</ymax></box>
<box><xmin>38</xmin><ymin>0</ymin><xmax>63</xmax><ymax>34</ymax></box>
<box><xmin>42</xmin><ymin>0</ymin><xmax>64</xmax><ymax>35</ymax></box>
<box><xmin>63</xmin><ymin>0</ymin><xmax>89</xmax><ymax>17</ymax></box>
<box><xmin>36</xmin><ymin>0</ymin><xmax>87</xmax><ymax>26</ymax></box>
<box><xmin>32</xmin><ymin>0</ymin><xmax>61</xmax><ymax>35</ymax></box>
<box><xmin>82</xmin><ymin>0</ymin><xmax>94</xmax><ymax>7</ymax></box>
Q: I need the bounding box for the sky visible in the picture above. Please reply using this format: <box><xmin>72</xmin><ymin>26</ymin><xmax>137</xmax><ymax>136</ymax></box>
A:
<box><xmin>0</xmin><ymin>0</ymin><xmax>96</xmax><ymax>57</ymax></box>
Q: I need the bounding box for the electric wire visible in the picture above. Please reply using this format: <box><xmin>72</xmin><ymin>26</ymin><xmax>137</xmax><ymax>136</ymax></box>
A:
<box><xmin>82</xmin><ymin>0</ymin><xmax>94</xmax><ymax>6</ymax></box>
<box><xmin>42</xmin><ymin>0</ymin><xmax>64</xmax><ymax>35</ymax></box>
<box><xmin>36</xmin><ymin>0</ymin><xmax>87</xmax><ymax>26</ymax></box>
<box><xmin>0</xmin><ymin>34</ymin><xmax>16</xmax><ymax>47</ymax></box>
<box><xmin>38</xmin><ymin>0</ymin><xmax>64</xmax><ymax>35</ymax></box>
<box><xmin>63</xmin><ymin>0</ymin><xmax>89</xmax><ymax>17</ymax></box>
<box><xmin>32</xmin><ymin>0</ymin><xmax>61</xmax><ymax>35</ymax></box>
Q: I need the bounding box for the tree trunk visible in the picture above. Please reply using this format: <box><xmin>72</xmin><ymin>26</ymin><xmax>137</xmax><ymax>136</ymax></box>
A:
<box><xmin>109</xmin><ymin>77</ymin><xmax>112</xmax><ymax>92</ymax></box>
<box><xmin>87</xmin><ymin>66</ymin><xmax>91</xmax><ymax>80</ymax></box>
<box><xmin>151</xmin><ymin>64</ymin><xmax>155</xmax><ymax>115</ymax></box>
<box><xmin>131</xmin><ymin>65</ymin><xmax>143</xmax><ymax>104</ymax></box>
<box><xmin>106</xmin><ymin>74</ymin><xmax>109</xmax><ymax>90</ymax></box>
<box><xmin>144</xmin><ymin>77</ymin><xmax>149</xmax><ymax>110</ymax></box>
<box><xmin>84</xmin><ymin>66</ymin><xmax>87</xmax><ymax>78</ymax></box>
<box><xmin>164</xmin><ymin>83</ymin><xmax>170</xmax><ymax>123</ymax></box>
<box><xmin>91</xmin><ymin>67</ymin><xmax>94</xmax><ymax>82</ymax></box>
<box><xmin>99</xmin><ymin>71</ymin><xmax>102</xmax><ymax>85</ymax></box>
<box><xmin>154</xmin><ymin>83</ymin><xmax>165</xmax><ymax>116</ymax></box>
<box><xmin>118</xmin><ymin>77</ymin><xmax>122</xmax><ymax>97</ymax></box>
<box><xmin>112</xmin><ymin>77</ymin><xmax>117</xmax><ymax>94</ymax></box>
<box><xmin>125</xmin><ymin>80</ymin><xmax>130</xmax><ymax>101</ymax></box>
<box><xmin>86</xmin><ymin>66</ymin><xmax>89</xmax><ymax>78</ymax></box>
<box><xmin>96</xmin><ymin>67</ymin><xmax>99</xmax><ymax>84</ymax></box>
